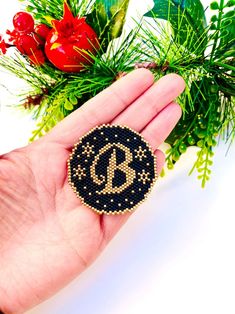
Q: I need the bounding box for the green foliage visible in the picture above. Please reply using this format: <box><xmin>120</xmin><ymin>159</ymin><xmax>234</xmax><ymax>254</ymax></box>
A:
<box><xmin>20</xmin><ymin>29</ymin><xmax>141</xmax><ymax>141</ymax></box>
<box><xmin>226</xmin><ymin>0</ymin><xmax>235</xmax><ymax>6</ymax></box>
<box><xmin>23</xmin><ymin>0</ymin><xmax>130</xmax><ymax>50</ymax></box>
<box><xmin>210</xmin><ymin>1</ymin><xmax>220</xmax><ymax>10</ymax></box>
<box><xmin>194</xmin><ymin>148</ymin><xmax>214</xmax><ymax>188</ymax></box>
<box><xmin>1</xmin><ymin>0</ymin><xmax>235</xmax><ymax>187</ymax></box>
<box><xmin>137</xmin><ymin>0</ymin><xmax>234</xmax><ymax>186</ymax></box>
<box><xmin>216</xmin><ymin>9</ymin><xmax>235</xmax><ymax>58</ymax></box>
<box><xmin>144</xmin><ymin>0</ymin><xmax>208</xmax><ymax>55</ymax></box>
<box><xmin>23</xmin><ymin>0</ymin><xmax>93</xmax><ymax>25</ymax></box>
<box><xmin>86</xmin><ymin>0</ymin><xmax>130</xmax><ymax>50</ymax></box>
<box><xmin>24</xmin><ymin>0</ymin><xmax>64</xmax><ymax>25</ymax></box>
<box><xmin>166</xmin><ymin>77</ymin><xmax>223</xmax><ymax>187</ymax></box>
<box><xmin>209</xmin><ymin>0</ymin><xmax>235</xmax><ymax>61</ymax></box>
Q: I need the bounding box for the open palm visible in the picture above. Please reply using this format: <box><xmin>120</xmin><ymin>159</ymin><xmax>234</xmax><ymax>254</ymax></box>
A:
<box><xmin>0</xmin><ymin>69</ymin><xmax>185</xmax><ymax>314</ymax></box>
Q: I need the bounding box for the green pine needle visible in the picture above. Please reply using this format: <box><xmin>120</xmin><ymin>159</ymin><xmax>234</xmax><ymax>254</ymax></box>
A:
<box><xmin>1</xmin><ymin>0</ymin><xmax>234</xmax><ymax>187</ymax></box>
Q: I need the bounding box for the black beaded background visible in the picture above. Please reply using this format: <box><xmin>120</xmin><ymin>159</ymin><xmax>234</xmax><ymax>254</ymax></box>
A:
<box><xmin>68</xmin><ymin>125</ymin><xmax>157</xmax><ymax>214</ymax></box>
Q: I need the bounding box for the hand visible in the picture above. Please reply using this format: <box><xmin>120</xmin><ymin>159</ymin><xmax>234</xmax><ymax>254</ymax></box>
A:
<box><xmin>0</xmin><ymin>69</ymin><xmax>185</xmax><ymax>314</ymax></box>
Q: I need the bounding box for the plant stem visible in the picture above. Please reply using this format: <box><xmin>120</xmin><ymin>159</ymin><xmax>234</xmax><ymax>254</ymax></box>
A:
<box><xmin>210</xmin><ymin>0</ymin><xmax>225</xmax><ymax>62</ymax></box>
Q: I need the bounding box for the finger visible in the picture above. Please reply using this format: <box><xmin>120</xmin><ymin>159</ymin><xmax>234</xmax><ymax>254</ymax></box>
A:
<box><xmin>47</xmin><ymin>69</ymin><xmax>154</xmax><ymax>148</ymax></box>
<box><xmin>102</xmin><ymin>149</ymin><xmax>165</xmax><ymax>244</ymax></box>
<box><xmin>155</xmin><ymin>149</ymin><xmax>166</xmax><ymax>175</ymax></box>
<box><xmin>141</xmin><ymin>102</ymin><xmax>182</xmax><ymax>149</ymax></box>
<box><xmin>112</xmin><ymin>73</ymin><xmax>185</xmax><ymax>132</ymax></box>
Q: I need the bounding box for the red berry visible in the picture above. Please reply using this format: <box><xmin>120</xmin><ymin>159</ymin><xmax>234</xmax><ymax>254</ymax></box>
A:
<box><xmin>28</xmin><ymin>49</ymin><xmax>45</xmax><ymax>66</ymax></box>
<box><xmin>13</xmin><ymin>12</ymin><xmax>34</xmax><ymax>33</ymax></box>
<box><xmin>34</xmin><ymin>24</ymin><xmax>51</xmax><ymax>41</ymax></box>
<box><xmin>16</xmin><ymin>34</ymin><xmax>39</xmax><ymax>55</ymax></box>
<box><xmin>32</xmin><ymin>33</ymin><xmax>44</xmax><ymax>46</ymax></box>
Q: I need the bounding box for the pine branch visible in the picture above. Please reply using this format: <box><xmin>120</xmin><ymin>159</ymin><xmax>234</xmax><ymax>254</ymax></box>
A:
<box><xmin>0</xmin><ymin>0</ymin><xmax>234</xmax><ymax>187</ymax></box>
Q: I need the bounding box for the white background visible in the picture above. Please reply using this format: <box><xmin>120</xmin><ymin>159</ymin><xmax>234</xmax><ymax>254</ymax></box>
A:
<box><xmin>1</xmin><ymin>1</ymin><xmax>235</xmax><ymax>314</ymax></box>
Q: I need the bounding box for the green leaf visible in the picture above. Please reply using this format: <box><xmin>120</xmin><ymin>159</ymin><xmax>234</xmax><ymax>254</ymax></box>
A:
<box><xmin>64</xmin><ymin>99</ymin><xmax>74</xmax><ymax>111</ymax></box>
<box><xmin>210</xmin><ymin>23</ymin><xmax>217</xmax><ymax>30</ymax></box>
<box><xmin>223</xmin><ymin>10</ymin><xmax>235</xmax><ymax>18</ymax></box>
<box><xmin>144</xmin><ymin>0</ymin><xmax>207</xmax><ymax>55</ymax></box>
<box><xmin>211</xmin><ymin>15</ymin><xmax>217</xmax><ymax>22</ymax></box>
<box><xmin>69</xmin><ymin>94</ymin><xmax>78</xmax><ymax>105</ymax></box>
<box><xmin>226</xmin><ymin>0</ymin><xmax>235</xmax><ymax>7</ymax></box>
<box><xmin>86</xmin><ymin>0</ymin><xmax>130</xmax><ymax>51</ymax></box>
<box><xmin>210</xmin><ymin>1</ymin><xmax>219</xmax><ymax>10</ymax></box>
<box><xmin>216</xmin><ymin>8</ymin><xmax>235</xmax><ymax>57</ymax></box>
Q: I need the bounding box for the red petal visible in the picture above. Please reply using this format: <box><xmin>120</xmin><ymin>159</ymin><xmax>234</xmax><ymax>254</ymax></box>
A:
<box><xmin>75</xmin><ymin>17</ymin><xmax>86</xmax><ymax>25</ymax></box>
<box><xmin>51</xmin><ymin>20</ymin><xmax>61</xmax><ymax>32</ymax></box>
<box><xmin>63</xmin><ymin>0</ymin><xmax>74</xmax><ymax>21</ymax></box>
<box><xmin>0</xmin><ymin>37</ymin><xmax>7</xmax><ymax>54</ymax></box>
<box><xmin>6</xmin><ymin>29</ymin><xmax>19</xmax><ymax>44</ymax></box>
<box><xmin>0</xmin><ymin>43</ymin><xmax>7</xmax><ymax>54</ymax></box>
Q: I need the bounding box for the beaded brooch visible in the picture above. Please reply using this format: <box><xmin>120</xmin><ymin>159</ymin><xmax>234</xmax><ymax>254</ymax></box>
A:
<box><xmin>67</xmin><ymin>124</ymin><xmax>158</xmax><ymax>215</ymax></box>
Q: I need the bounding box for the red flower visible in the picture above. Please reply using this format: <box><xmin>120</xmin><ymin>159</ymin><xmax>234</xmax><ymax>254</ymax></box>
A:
<box><xmin>45</xmin><ymin>1</ymin><xmax>99</xmax><ymax>72</ymax></box>
<box><xmin>0</xmin><ymin>35</ymin><xmax>7</xmax><ymax>54</ymax></box>
<box><xmin>6</xmin><ymin>29</ymin><xmax>19</xmax><ymax>45</ymax></box>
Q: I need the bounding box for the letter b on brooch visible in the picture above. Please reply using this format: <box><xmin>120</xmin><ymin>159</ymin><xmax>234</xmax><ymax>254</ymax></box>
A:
<box><xmin>91</xmin><ymin>143</ymin><xmax>136</xmax><ymax>195</ymax></box>
<box><xmin>68</xmin><ymin>124</ymin><xmax>158</xmax><ymax>215</ymax></box>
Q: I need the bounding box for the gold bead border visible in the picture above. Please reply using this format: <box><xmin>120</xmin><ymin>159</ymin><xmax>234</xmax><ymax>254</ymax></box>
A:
<box><xmin>67</xmin><ymin>124</ymin><xmax>158</xmax><ymax>215</ymax></box>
